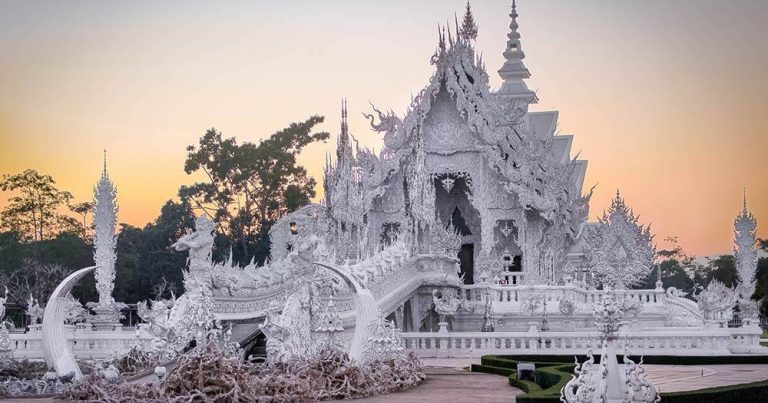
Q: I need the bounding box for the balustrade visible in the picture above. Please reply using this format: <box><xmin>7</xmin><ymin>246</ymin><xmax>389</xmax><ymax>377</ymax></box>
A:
<box><xmin>399</xmin><ymin>328</ymin><xmax>740</xmax><ymax>357</ymax></box>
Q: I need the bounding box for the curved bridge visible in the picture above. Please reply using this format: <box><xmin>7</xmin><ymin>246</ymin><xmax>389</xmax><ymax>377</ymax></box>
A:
<box><xmin>209</xmin><ymin>254</ymin><xmax>461</xmax><ymax>358</ymax></box>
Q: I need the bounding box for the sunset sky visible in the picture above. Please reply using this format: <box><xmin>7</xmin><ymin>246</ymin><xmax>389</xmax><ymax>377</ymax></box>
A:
<box><xmin>0</xmin><ymin>0</ymin><xmax>766</xmax><ymax>257</ymax></box>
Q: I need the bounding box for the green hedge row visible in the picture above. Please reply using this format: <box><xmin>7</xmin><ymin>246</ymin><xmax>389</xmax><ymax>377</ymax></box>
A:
<box><xmin>494</xmin><ymin>354</ymin><xmax>768</xmax><ymax>365</ymax></box>
<box><xmin>661</xmin><ymin>379</ymin><xmax>768</xmax><ymax>403</ymax></box>
<box><xmin>472</xmin><ymin>359</ymin><xmax>574</xmax><ymax>403</ymax></box>
<box><xmin>470</xmin><ymin>364</ymin><xmax>514</xmax><ymax>377</ymax></box>
<box><xmin>480</xmin><ymin>355</ymin><xmax>566</xmax><ymax>369</ymax></box>
<box><xmin>473</xmin><ymin>354</ymin><xmax>768</xmax><ymax>403</ymax></box>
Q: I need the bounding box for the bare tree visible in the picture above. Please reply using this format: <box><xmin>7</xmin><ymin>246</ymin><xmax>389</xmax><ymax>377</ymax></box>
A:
<box><xmin>151</xmin><ymin>277</ymin><xmax>177</xmax><ymax>300</ymax></box>
<box><xmin>0</xmin><ymin>258</ymin><xmax>69</xmax><ymax>306</ymax></box>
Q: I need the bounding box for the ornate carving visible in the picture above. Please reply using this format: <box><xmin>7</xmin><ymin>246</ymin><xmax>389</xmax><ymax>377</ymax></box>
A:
<box><xmin>93</xmin><ymin>157</ymin><xmax>118</xmax><ymax>309</ymax></box>
<box><xmin>695</xmin><ymin>280</ymin><xmax>737</xmax><ymax>321</ymax></box>
<box><xmin>585</xmin><ymin>191</ymin><xmax>654</xmax><ymax>289</ymax></box>
<box><xmin>734</xmin><ymin>191</ymin><xmax>758</xmax><ymax>313</ymax></box>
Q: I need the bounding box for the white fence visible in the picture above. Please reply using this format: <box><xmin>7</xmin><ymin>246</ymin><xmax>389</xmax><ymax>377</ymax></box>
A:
<box><xmin>400</xmin><ymin>322</ymin><xmax>766</xmax><ymax>357</ymax></box>
<box><xmin>7</xmin><ymin>325</ymin><xmax>152</xmax><ymax>361</ymax></box>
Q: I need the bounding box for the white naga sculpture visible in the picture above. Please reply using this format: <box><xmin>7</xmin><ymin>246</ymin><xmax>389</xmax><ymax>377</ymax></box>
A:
<box><xmin>561</xmin><ymin>296</ymin><xmax>660</xmax><ymax>403</ymax></box>
<box><xmin>585</xmin><ymin>191</ymin><xmax>655</xmax><ymax>289</ymax></box>
<box><xmin>695</xmin><ymin>279</ymin><xmax>737</xmax><ymax>321</ymax></box>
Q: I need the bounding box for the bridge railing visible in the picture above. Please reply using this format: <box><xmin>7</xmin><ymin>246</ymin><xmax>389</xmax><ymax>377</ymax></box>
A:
<box><xmin>8</xmin><ymin>325</ymin><xmax>152</xmax><ymax>360</ymax></box>
<box><xmin>461</xmin><ymin>284</ymin><xmax>666</xmax><ymax>311</ymax></box>
<box><xmin>399</xmin><ymin>326</ymin><xmax>761</xmax><ymax>357</ymax></box>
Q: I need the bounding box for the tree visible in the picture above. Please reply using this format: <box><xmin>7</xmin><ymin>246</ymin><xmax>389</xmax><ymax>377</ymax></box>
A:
<box><xmin>69</xmin><ymin>201</ymin><xmax>94</xmax><ymax>241</ymax></box>
<box><xmin>0</xmin><ymin>229</ymin><xmax>94</xmax><ymax>308</ymax></box>
<box><xmin>639</xmin><ymin>236</ymin><xmax>695</xmax><ymax>294</ymax></box>
<box><xmin>0</xmin><ymin>258</ymin><xmax>68</xmax><ymax>307</ymax></box>
<box><xmin>753</xmin><ymin>239</ymin><xmax>768</xmax><ymax>319</ymax></box>
<box><xmin>693</xmin><ymin>255</ymin><xmax>739</xmax><ymax>289</ymax></box>
<box><xmin>178</xmin><ymin>117</ymin><xmax>329</xmax><ymax>264</ymax></box>
<box><xmin>112</xmin><ymin>200</ymin><xmax>195</xmax><ymax>303</ymax></box>
<box><xmin>0</xmin><ymin>169</ymin><xmax>79</xmax><ymax>241</ymax></box>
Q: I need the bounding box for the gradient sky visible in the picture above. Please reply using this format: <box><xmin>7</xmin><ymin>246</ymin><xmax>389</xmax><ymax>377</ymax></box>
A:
<box><xmin>0</xmin><ymin>0</ymin><xmax>766</xmax><ymax>257</ymax></box>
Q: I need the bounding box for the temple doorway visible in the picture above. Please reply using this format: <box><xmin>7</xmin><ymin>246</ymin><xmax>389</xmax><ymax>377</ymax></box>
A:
<box><xmin>459</xmin><ymin>243</ymin><xmax>474</xmax><ymax>284</ymax></box>
<box><xmin>434</xmin><ymin>173</ymin><xmax>480</xmax><ymax>285</ymax></box>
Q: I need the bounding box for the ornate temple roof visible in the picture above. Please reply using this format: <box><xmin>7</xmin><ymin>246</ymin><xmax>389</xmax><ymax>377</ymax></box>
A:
<box><xmin>325</xmin><ymin>1</ymin><xmax>591</xmax><ymax>236</ymax></box>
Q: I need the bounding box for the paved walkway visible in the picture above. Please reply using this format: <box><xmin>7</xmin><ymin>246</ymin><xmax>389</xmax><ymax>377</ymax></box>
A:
<box><xmin>353</xmin><ymin>367</ymin><xmax>520</xmax><ymax>403</ymax></box>
<box><xmin>6</xmin><ymin>361</ymin><xmax>768</xmax><ymax>402</ymax></box>
<box><xmin>645</xmin><ymin>364</ymin><xmax>768</xmax><ymax>393</ymax></box>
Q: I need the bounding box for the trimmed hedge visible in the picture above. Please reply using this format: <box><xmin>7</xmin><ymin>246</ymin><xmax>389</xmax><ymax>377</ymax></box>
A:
<box><xmin>473</xmin><ymin>354</ymin><xmax>768</xmax><ymax>403</ymax></box>
<box><xmin>661</xmin><ymin>379</ymin><xmax>768</xmax><ymax>403</ymax></box>
<box><xmin>495</xmin><ymin>354</ymin><xmax>768</xmax><ymax>365</ymax></box>
<box><xmin>473</xmin><ymin>357</ymin><xmax>573</xmax><ymax>403</ymax></box>
<box><xmin>516</xmin><ymin>365</ymin><xmax>574</xmax><ymax>403</ymax></box>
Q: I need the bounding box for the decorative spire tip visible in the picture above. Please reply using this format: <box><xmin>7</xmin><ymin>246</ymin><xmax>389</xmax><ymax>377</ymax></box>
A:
<box><xmin>102</xmin><ymin>149</ymin><xmax>108</xmax><ymax>179</ymax></box>
<box><xmin>742</xmin><ymin>187</ymin><xmax>748</xmax><ymax>211</ymax></box>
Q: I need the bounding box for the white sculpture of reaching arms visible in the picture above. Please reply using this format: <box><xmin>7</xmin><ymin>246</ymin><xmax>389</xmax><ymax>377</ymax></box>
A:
<box><xmin>0</xmin><ymin>287</ymin><xmax>7</xmax><ymax>321</ymax></box>
<box><xmin>172</xmin><ymin>215</ymin><xmax>215</xmax><ymax>272</ymax></box>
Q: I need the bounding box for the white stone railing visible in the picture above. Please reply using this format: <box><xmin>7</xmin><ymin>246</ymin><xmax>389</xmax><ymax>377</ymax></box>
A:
<box><xmin>211</xmin><ymin>253</ymin><xmax>460</xmax><ymax>322</ymax></box>
<box><xmin>400</xmin><ymin>325</ymin><xmax>763</xmax><ymax>357</ymax></box>
<box><xmin>8</xmin><ymin>325</ymin><xmax>152</xmax><ymax>361</ymax></box>
<box><xmin>461</xmin><ymin>284</ymin><xmax>666</xmax><ymax>312</ymax></box>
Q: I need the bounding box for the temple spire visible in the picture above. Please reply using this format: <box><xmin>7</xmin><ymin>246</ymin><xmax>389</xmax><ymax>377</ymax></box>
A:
<box><xmin>459</xmin><ymin>1</ymin><xmax>478</xmax><ymax>42</ymax></box>
<box><xmin>336</xmin><ymin>98</ymin><xmax>350</xmax><ymax>161</ymax></box>
<box><xmin>102</xmin><ymin>149</ymin><xmax>108</xmax><ymax>179</ymax></box>
<box><xmin>742</xmin><ymin>187</ymin><xmax>748</xmax><ymax>213</ymax></box>
<box><xmin>497</xmin><ymin>0</ymin><xmax>537</xmax><ymax>103</ymax></box>
<box><xmin>93</xmin><ymin>152</ymin><xmax>119</xmax><ymax>316</ymax></box>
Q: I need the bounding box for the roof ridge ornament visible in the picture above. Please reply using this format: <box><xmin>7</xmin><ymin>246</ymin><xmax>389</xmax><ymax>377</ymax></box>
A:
<box><xmin>497</xmin><ymin>0</ymin><xmax>538</xmax><ymax>104</ymax></box>
<box><xmin>458</xmin><ymin>1</ymin><xmax>478</xmax><ymax>42</ymax></box>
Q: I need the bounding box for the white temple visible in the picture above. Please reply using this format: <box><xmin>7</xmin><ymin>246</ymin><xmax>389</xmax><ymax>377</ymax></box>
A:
<box><xmin>4</xmin><ymin>1</ymin><xmax>765</xmax><ymax>370</ymax></box>
<box><xmin>160</xmin><ymin>1</ymin><xmax>763</xmax><ymax>359</ymax></box>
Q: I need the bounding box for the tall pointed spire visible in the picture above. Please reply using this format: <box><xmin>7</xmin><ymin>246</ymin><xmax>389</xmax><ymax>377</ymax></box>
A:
<box><xmin>93</xmin><ymin>152</ymin><xmax>119</xmax><ymax>315</ymax></box>
<box><xmin>336</xmin><ymin>98</ymin><xmax>350</xmax><ymax>161</ymax></box>
<box><xmin>497</xmin><ymin>0</ymin><xmax>537</xmax><ymax>104</ymax></box>
<box><xmin>459</xmin><ymin>1</ymin><xmax>478</xmax><ymax>42</ymax></box>
<box><xmin>742</xmin><ymin>187</ymin><xmax>748</xmax><ymax>213</ymax></box>
<box><xmin>734</xmin><ymin>188</ymin><xmax>758</xmax><ymax>311</ymax></box>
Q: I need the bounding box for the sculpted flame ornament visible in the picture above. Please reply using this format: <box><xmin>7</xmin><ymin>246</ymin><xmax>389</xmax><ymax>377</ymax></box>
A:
<box><xmin>585</xmin><ymin>191</ymin><xmax>654</xmax><ymax>289</ymax></box>
<box><xmin>432</xmin><ymin>287</ymin><xmax>462</xmax><ymax>317</ymax></box>
<box><xmin>695</xmin><ymin>279</ymin><xmax>737</xmax><ymax>321</ymax></box>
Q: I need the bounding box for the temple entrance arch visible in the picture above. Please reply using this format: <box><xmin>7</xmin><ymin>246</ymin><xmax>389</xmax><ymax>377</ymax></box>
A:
<box><xmin>433</xmin><ymin>172</ymin><xmax>480</xmax><ymax>284</ymax></box>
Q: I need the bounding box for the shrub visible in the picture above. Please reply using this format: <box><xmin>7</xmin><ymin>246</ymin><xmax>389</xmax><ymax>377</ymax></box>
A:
<box><xmin>475</xmin><ymin>354</ymin><xmax>768</xmax><ymax>403</ymax></box>
<box><xmin>661</xmin><ymin>380</ymin><xmax>768</xmax><ymax>403</ymax></box>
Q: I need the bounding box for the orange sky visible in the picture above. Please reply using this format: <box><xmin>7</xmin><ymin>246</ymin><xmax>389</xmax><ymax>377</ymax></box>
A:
<box><xmin>0</xmin><ymin>0</ymin><xmax>766</xmax><ymax>257</ymax></box>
